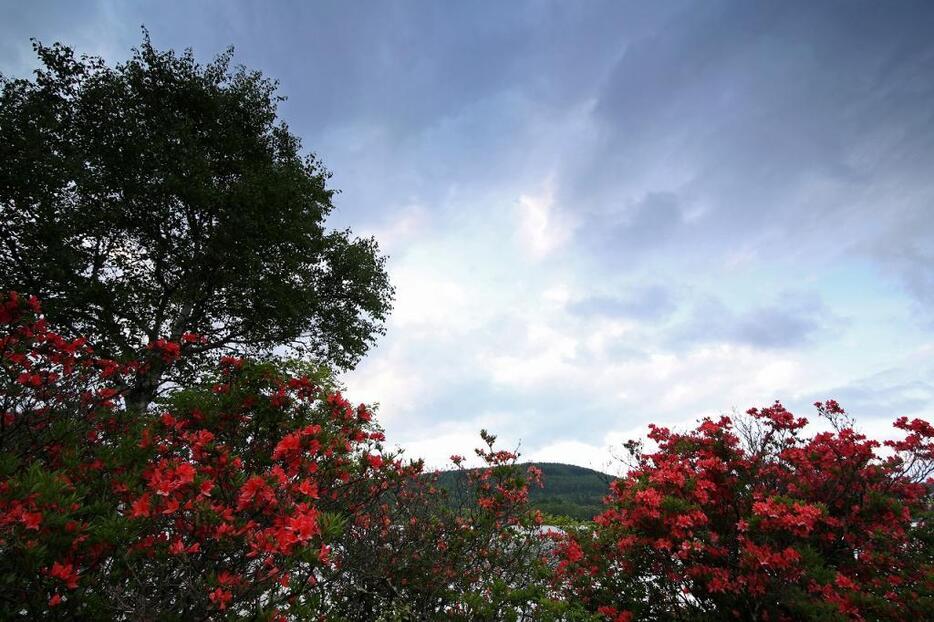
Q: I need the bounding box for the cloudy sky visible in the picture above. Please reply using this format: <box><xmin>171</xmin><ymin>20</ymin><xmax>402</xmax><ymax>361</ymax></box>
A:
<box><xmin>4</xmin><ymin>1</ymin><xmax>934</xmax><ymax>471</ymax></box>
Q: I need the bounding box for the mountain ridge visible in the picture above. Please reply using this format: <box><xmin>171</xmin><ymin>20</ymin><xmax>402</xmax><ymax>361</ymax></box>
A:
<box><xmin>434</xmin><ymin>461</ymin><xmax>616</xmax><ymax>520</ymax></box>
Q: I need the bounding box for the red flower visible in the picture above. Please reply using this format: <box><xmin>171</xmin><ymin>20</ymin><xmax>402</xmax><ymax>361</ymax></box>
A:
<box><xmin>296</xmin><ymin>479</ymin><xmax>319</xmax><ymax>499</ymax></box>
<box><xmin>22</xmin><ymin>511</ymin><xmax>42</xmax><ymax>531</ymax></box>
<box><xmin>217</xmin><ymin>571</ymin><xmax>240</xmax><ymax>586</ymax></box>
<box><xmin>161</xmin><ymin>498</ymin><xmax>180</xmax><ymax>515</ymax></box>
<box><xmin>597</xmin><ymin>607</ymin><xmax>633</xmax><ymax>622</ymax></box>
<box><xmin>237</xmin><ymin>475</ymin><xmax>275</xmax><ymax>511</ymax></box>
<box><xmin>130</xmin><ymin>494</ymin><xmax>151</xmax><ymax>518</ymax></box>
<box><xmin>198</xmin><ymin>479</ymin><xmax>215</xmax><ymax>498</ymax></box>
<box><xmin>272</xmin><ymin>432</ymin><xmax>302</xmax><ymax>460</ymax></box>
<box><xmin>169</xmin><ymin>539</ymin><xmax>186</xmax><ymax>555</ymax></box>
<box><xmin>219</xmin><ymin>356</ymin><xmax>243</xmax><ymax>369</ymax></box>
<box><xmin>174</xmin><ymin>462</ymin><xmax>196</xmax><ymax>485</ymax></box>
<box><xmin>287</xmin><ymin>507</ymin><xmax>319</xmax><ymax>542</ymax></box>
<box><xmin>49</xmin><ymin>562</ymin><xmax>79</xmax><ymax>589</ymax></box>
<box><xmin>208</xmin><ymin>588</ymin><xmax>232</xmax><ymax>610</ymax></box>
<box><xmin>181</xmin><ymin>332</ymin><xmax>205</xmax><ymax>344</ymax></box>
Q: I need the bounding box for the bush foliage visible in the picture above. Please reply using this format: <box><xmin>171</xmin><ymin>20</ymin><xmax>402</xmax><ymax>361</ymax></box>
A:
<box><xmin>2</xmin><ymin>291</ymin><xmax>932</xmax><ymax>620</ymax></box>
<box><xmin>0</xmin><ymin>293</ymin><xmax>564</xmax><ymax>620</ymax></box>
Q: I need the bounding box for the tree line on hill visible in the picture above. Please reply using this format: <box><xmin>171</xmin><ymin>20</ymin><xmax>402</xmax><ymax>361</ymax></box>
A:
<box><xmin>436</xmin><ymin>462</ymin><xmax>611</xmax><ymax>521</ymax></box>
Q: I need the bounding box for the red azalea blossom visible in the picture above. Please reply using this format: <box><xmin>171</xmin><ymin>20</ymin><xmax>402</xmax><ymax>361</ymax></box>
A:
<box><xmin>49</xmin><ymin>562</ymin><xmax>79</xmax><ymax>589</ymax></box>
<box><xmin>21</xmin><ymin>511</ymin><xmax>42</xmax><ymax>530</ymax></box>
<box><xmin>208</xmin><ymin>587</ymin><xmax>233</xmax><ymax>610</ymax></box>
<box><xmin>130</xmin><ymin>493</ymin><xmax>152</xmax><ymax>518</ymax></box>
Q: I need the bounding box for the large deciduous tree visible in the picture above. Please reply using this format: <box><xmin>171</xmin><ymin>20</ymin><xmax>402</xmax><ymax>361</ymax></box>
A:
<box><xmin>0</xmin><ymin>34</ymin><xmax>393</xmax><ymax>410</ymax></box>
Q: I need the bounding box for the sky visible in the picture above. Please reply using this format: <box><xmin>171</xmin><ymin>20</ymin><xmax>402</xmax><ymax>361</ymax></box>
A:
<box><xmin>3</xmin><ymin>1</ymin><xmax>934</xmax><ymax>472</ymax></box>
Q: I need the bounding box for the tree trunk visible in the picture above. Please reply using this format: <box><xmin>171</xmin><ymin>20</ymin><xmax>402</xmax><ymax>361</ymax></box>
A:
<box><xmin>124</xmin><ymin>364</ymin><xmax>163</xmax><ymax>413</ymax></box>
<box><xmin>125</xmin><ymin>300</ymin><xmax>196</xmax><ymax>412</ymax></box>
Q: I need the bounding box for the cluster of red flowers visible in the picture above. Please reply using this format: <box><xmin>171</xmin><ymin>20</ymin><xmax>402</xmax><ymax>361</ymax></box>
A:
<box><xmin>555</xmin><ymin>401</ymin><xmax>934</xmax><ymax>620</ymax></box>
<box><xmin>0</xmin><ymin>292</ymin><xmax>424</xmax><ymax>618</ymax></box>
<box><xmin>465</xmin><ymin>430</ymin><xmax>543</xmax><ymax>529</ymax></box>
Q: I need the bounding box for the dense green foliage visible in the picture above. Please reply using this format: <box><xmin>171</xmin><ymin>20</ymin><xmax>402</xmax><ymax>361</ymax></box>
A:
<box><xmin>437</xmin><ymin>462</ymin><xmax>612</xmax><ymax>520</ymax></box>
<box><xmin>0</xmin><ymin>34</ymin><xmax>393</xmax><ymax>410</ymax></box>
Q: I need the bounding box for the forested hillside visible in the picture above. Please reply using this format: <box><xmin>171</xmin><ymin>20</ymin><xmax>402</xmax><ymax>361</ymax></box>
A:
<box><xmin>436</xmin><ymin>462</ymin><xmax>614</xmax><ymax>520</ymax></box>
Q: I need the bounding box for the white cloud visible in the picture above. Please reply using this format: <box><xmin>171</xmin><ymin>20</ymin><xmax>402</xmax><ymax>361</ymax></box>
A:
<box><xmin>515</xmin><ymin>181</ymin><xmax>574</xmax><ymax>261</ymax></box>
<box><xmin>359</xmin><ymin>204</ymin><xmax>429</xmax><ymax>254</ymax></box>
<box><xmin>341</xmin><ymin>346</ymin><xmax>434</xmax><ymax>427</ymax></box>
<box><xmin>526</xmin><ymin>439</ymin><xmax>616</xmax><ymax>472</ymax></box>
<box><xmin>394</xmin><ymin>430</ymin><xmax>484</xmax><ymax>470</ymax></box>
<box><xmin>389</xmin><ymin>264</ymin><xmax>469</xmax><ymax>333</ymax></box>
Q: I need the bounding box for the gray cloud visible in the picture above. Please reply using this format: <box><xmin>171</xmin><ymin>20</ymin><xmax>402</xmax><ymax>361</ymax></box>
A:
<box><xmin>10</xmin><ymin>3</ymin><xmax>931</xmax><ymax>295</ymax></box>
<box><xmin>569</xmin><ymin>284</ymin><xmax>677</xmax><ymax>321</ymax></box>
<box><xmin>556</xmin><ymin>1</ymin><xmax>934</xmax><ymax>302</ymax></box>
<box><xmin>586</xmin><ymin>192</ymin><xmax>688</xmax><ymax>261</ymax></box>
<box><xmin>671</xmin><ymin>293</ymin><xmax>837</xmax><ymax>350</ymax></box>
<box><xmin>798</xmin><ymin>365</ymin><xmax>934</xmax><ymax>425</ymax></box>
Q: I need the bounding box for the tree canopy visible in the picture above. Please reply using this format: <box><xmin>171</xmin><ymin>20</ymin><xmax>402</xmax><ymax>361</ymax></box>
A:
<box><xmin>0</xmin><ymin>34</ymin><xmax>393</xmax><ymax>409</ymax></box>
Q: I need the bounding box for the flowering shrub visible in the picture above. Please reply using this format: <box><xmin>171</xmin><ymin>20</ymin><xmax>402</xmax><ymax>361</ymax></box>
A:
<box><xmin>555</xmin><ymin>402</ymin><xmax>934</xmax><ymax>621</ymax></box>
<box><xmin>1</xmin><ymin>291</ymin><xmax>140</xmax><ymax>617</ymax></box>
<box><xmin>0</xmin><ymin>292</ymin><xmax>556</xmax><ymax>619</ymax></box>
<box><xmin>6</xmin><ymin>290</ymin><xmax>930</xmax><ymax>621</ymax></box>
<box><xmin>0</xmin><ymin>291</ymin><xmax>409</xmax><ymax>618</ymax></box>
<box><xmin>316</xmin><ymin>430</ymin><xmax>568</xmax><ymax>620</ymax></box>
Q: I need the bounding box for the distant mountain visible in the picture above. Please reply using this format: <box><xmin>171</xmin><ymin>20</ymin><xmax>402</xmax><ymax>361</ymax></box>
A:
<box><xmin>435</xmin><ymin>462</ymin><xmax>615</xmax><ymax>521</ymax></box>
